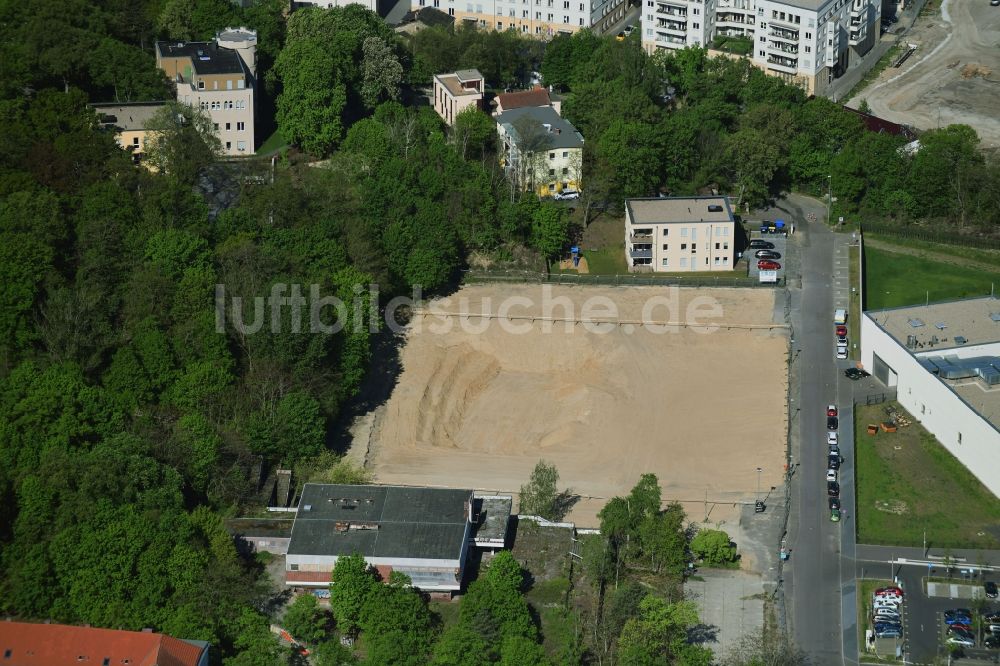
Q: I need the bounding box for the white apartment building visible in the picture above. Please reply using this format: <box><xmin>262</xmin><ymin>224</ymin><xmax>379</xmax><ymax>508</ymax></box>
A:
<box><xmin>642</xmin><ymin>0</ymin><xmax>880</xmax><ymax>95</ymax></box>
<box><xmin>625</xmin><ymin>196</ymin><xmax>736</xmax><ymax>272</ymax></box>
<box><xmin>156</xmin><ymin>28</ymin><xmax>257</xmax><ymax>156</ymax></box>
<box><xmin>411</xmin><ymin>0</ymin><xmax>627</xmax><ymax>37</ymax></box>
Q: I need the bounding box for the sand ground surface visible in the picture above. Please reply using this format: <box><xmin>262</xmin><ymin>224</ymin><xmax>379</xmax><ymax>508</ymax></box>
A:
<box><xmin>849</xmin><ymin>0</ymin><xmax>1000</xmax><ymax>147</ymax></box>
<box><xmin>354</xmin><ymin>284</ymin><xmax>789</xmax><ymax>527</ymax></box>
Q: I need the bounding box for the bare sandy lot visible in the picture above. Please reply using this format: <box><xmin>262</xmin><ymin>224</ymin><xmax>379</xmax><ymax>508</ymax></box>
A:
<box><xmin>849</xmin><ymin>0</ymin><xmax>1000</xmax><ymax>147</ymax></box>
<box><xmin>358</xmin><ymin>284</ymin><xmax>789</xmax><ymax>527</ymax></box>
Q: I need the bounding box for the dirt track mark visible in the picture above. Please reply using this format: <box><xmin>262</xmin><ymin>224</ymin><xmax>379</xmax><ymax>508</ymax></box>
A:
<box><xmin>864</xmin><ymin>237</ymin><xmax>1000</xmax><ymax>273</ymax></box>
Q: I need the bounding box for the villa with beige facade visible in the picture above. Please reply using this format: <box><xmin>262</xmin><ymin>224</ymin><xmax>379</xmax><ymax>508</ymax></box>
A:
<box><xmin>625</xmin><ymin>196</ymin><xmax>736</xmax><ymax>272</ymax></box>
<box><xmin>433</xmin><ymin>70</ymin><xmax>485</xmax><ymax>126</ymax></box>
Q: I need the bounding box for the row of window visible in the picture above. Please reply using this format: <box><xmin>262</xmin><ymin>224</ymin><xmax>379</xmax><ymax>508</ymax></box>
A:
<box><xmin>224</xmin><ymin>140</ymin><xmax>249</xmax><ymax>152</ymax></box>
<box><xmin>663</xmin><ymin>242</ymin><xmax>730</xmax><ymax>250</ymax></box>
<box><xmin>498</xmin><ymin>15</ymin><xmax>583</xmax><ymax>25</ymax></box>
<box><xmin>495</xmin><ymin>0</ymin><xmax>587</xmax><ymax>8</ymax></box>
<box><xmin>660</xmin><ymin>256</ymin><xmax>730</xmax><ymax>268</ymax></box>
<box><xmin>548</xmin><ymin>167</ymin><xmax>570</xmax><ymax>176</ymax></box>
<box><xmin>213</xmin><ymin>122</ymin><xmax>247</xmax><ymax>131</ymax></box>
<box><xmin>200</xmin><ymin>100</ymin><xmax>248</xmax><ymax>111</ymax></box>
<box><xmin>660</xmin><ymin>226</ymin><xmax>731</xmax><ymax>239</ymax></box>
<box><xmin>196</xmin><ymin>78</ymin><xmax>246</xmax><ymax>91</ymax></box>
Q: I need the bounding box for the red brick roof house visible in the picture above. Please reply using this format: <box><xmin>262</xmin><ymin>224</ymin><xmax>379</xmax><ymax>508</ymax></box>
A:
<box><xmin>494</xmin><ymin>87</ymin><xmax>562</xmax><ymax>116</ymax></box>
<box><xmin>0</xmin><ymin>621</ymin><xmax>209</xmax><ymax>666</ymax></box>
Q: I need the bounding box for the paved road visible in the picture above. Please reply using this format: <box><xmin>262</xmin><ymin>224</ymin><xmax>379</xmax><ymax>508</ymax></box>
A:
<box><xmin>778</xmin><ymin>195</ymin><xmax>852</xmax><ymax>663</ymax></box>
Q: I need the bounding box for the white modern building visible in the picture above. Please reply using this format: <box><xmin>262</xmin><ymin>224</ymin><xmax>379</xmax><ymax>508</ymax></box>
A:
<box><xmin>641</xmin><ymin>0</ymin><xmax>880</xmax><ymax>95</ymax></box>
<box><xmin>411</xmin><ymin>0</ymin><xmax>628</xmax><ymax>36</ymax></box>
<box><xmin>292</xmin><ymin>0</ymin><xmax>379</xmax><ymax>10</ymax></box>
<box><xmin>861</xmin><ymin>297</ymin><xmax>1000</xmax><ymax>499</ymax></box>
<box><xmin>624</xmin><ymin>196</ymin><xmax>736</xmax><ymax>272</ymax></box>
<box><xmin>156</xmin><ymin>28</ymin><xmax>258</xmax><ymax>156</ymax></box>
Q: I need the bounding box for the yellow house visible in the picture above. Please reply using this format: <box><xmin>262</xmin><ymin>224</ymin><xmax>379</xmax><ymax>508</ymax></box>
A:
<box><xmin>496</xmin><ymin>105</ymin><xmax>583</xmax><ymax>197</ymax></box>
<box><xmin>91</xmin><ymin>102</ymin><xmax>166</xmax><ymax>165</ymax></box>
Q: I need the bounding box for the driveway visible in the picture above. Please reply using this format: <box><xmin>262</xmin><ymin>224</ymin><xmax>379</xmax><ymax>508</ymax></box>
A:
<box><xmin>685</xmin><ymin>568</ymin><xmax>765</xmax><ymax>660</ymax></box>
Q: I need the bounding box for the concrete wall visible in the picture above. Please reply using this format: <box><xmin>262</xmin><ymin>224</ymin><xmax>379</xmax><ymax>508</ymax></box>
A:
<box><xmin>861</xmin><ymin>314</ymin><xmax>1000</xmax><ymax>499</ymax></box>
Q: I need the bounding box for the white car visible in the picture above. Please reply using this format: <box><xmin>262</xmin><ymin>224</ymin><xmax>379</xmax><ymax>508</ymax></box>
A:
<box><xmin>826</xmin><ymin>469</ymin><xmax>837</xmax><ymax>483</ymax></box>
<box><xmin>554</xmin><ymin>189</ymin><xmax>579</xmax><ymax>200</ymax></box>
<box><xmin>873</xmin><ymin>597</ymin><xmax>902</xmax><ymax>608</ymax></box>
<box><xmin>874</xmin><ymin>607</ymin><xmax>900</xmax><ymax>618</ymax></box>
<box><xmin>828</xmin><ymin>431</ymin><xmax>839</xmax><ymax>446</ymax></box>
<box><xmin>947</xmin><ymin>636</ymin><xmax>975</xmax><ymax>648</ymax></box>
<box><xmin>836</xmin><ymin>345</ymin><xmax>848</xmax><ymax>359</ymax></box>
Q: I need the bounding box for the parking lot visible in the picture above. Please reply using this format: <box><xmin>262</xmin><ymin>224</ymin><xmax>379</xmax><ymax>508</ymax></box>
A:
<box><xmin>744</xmin><ymin>227</ymin><xmax>788</xmax><ymax>283</ymax></box>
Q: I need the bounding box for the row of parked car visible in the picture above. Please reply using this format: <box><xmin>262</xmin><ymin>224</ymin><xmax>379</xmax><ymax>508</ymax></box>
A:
<box><xmin>826</xmin><ymin>405</ymin><xmax>842</xmax><ymax>520</ymax></box>
<box><xmin>749</xmin><ymin>239</ymin><xmax>782</xmax><ymax>271</ymax></box>
<box><xmin>943</xmin><ymin>607</ymin><xmax>1000</xmax><ymax>649</ymax></box>
<box><xmin>872</xmin><ymin>586</ymin><xmax>904</xmax><ymax>639</ymax></box>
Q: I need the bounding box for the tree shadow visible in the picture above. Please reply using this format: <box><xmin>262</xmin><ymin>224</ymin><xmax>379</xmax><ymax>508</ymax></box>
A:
<box><xmin>686</xmin><ymin>623</ymin><xmax>720</xmax><ymax>645</ymax></box>
<box><xmin>552</xmin><ymin>491</ymin><xmax>581</xmax><ymax>522</ymax></box>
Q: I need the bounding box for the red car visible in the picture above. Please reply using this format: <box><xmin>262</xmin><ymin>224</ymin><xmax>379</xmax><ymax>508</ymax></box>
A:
<box><xmin>836</xmin><ymin>324</ymin><xmax>848</xmax><ymax>337</ymax></box>
<box><xmin>875</xmin><ymin>587</ymin><xmax>903</xmax><ymax>598</ymax></box>
<box><xmin>758</xmin><ymin>260</ymin><xmax>781</xmax><ymax>270</ymax></box>
<box><xmin>827</xmin><ymin>405</ymin><xmax>838</xmax><ymax>417</ymax></box>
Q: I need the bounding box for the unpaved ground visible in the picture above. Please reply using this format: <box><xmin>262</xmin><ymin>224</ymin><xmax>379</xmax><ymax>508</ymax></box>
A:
<box><xmin>355</xmin><ymin>284</ymin><xmax>788</xmax><ymax>527</ymax></box>
<box><xmin>849</xmin><ymin>0</ymin><xmax>1000</xmax><ymax>147</ymax></box>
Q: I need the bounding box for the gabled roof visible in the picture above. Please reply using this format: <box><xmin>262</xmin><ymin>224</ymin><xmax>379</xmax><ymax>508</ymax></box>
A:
<box><xmin>0</xmin><ymin>621</ymin><xmax>207</xmax><ymax>666</ymax></box>
<box><xmin>496</xmin><ymin>87</ymin><xmax>551</xmax><ymax>111</ymax></box>
<box><xmin>497</xmin><ymin>105</ymin><xmax>584</xmax><ymax>150</ymax></box>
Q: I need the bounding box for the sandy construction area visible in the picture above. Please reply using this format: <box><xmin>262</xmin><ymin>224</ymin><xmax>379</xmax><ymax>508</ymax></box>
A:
<box><xmin>849</xmin><ymin>0</ymin><xmax>1000</xmax><ymax>147</ymax></box>
<box><xmin>360</xmin><ymin>284</ymin><xmax>789</xmax><ymax>527</ymax></box>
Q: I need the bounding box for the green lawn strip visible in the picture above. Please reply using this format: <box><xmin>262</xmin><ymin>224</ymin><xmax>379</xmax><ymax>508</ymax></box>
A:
<box><xmin>854</xmin><ymin>403</ymin><xmax>1000</xmax><ymax>548</ymax></box>
<box><xmin>868</xmin><ymin>234</ymin><xmax>1000</xmax><ymax>269</ymax></box>
<box><xmin>257</xmin><ymin>129</ymin><xmax>289</xmax><ymax>155</ymax></box>
<box><xmin>849</xmin><ymin>244</ymin><xmax>860</xmax><ymax>360</ymax></box>
<box><xmin>429</xmin><ymin>598</ymin><xmax>462</xmax><ymax>630</ymax></box>
<box><xmin>858</xmin><ymin>579</ymin><xmax>898</xmax><ymax>660</ymax></box>
<box><xmin>863</xmin><ymin>246</ymin><xmax>1000</xmax><ymax>309</ymax></box>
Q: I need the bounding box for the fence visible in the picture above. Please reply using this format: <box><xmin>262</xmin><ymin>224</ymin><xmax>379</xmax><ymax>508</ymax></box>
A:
<box><xmin>862</xmin><ymin>223</ymin><xmax>1000</xmax><ymax>250</ymax></box>
<box><xmin>464</xmin><ymin>269</ymin><xmax>776</xmax><ymax>289</ymax></box>
<box><xmin>864</xmin><ymin>390</ymin><xmax>896</xmax><ymax>406</ymax></box>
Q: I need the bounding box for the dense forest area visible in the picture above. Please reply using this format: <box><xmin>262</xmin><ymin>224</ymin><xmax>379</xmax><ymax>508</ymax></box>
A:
<box><xmin>0</xmin><ymin>0</ymin><xmax>998</xmax><ymax>662</ymax></box>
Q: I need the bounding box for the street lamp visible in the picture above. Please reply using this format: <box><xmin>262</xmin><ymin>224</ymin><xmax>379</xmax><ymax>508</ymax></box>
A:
<box><xmin>756</xmin><ymin>467</ymin><xmax>762</xmax><ymax>501</ymax></box>
<box><xmin>826</xmin><ymin>175</ymin><xmax>833</xmax><ymax>226</ymax></box>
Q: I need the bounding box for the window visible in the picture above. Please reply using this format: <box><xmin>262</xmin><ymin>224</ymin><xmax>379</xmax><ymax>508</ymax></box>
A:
<box><xmin>549</xmin><ymin>168</ymin><xmax>555</xmax><ymax>176</ymax></box>
<box><xmin>103</xmin><ymin>660</ymin><xmax>111</xmax><ymax>666</ymax></box>
<box><xmin>213</xmin><ymin>123</ymin><xmax>219</xmax><ymax>131</ymax></box>
<box><xmin>132</xmin><ymin>137</ymin><xmax>140</xmax><ymax>147</ymax></box>
<box><xmin>662</xmin><ymin>228</ymin><xmax>669</xmax><ymax>236</ymax></box>
<box><xmin>691</xmin><ymin>245</ymin><xmax>696</xmax><ymax>253</ymax></box>
<box><xmin>662</xmin><ymin>244</ymin><xmax>668</xmax><ymax>250</ymax></box>
<box><xmin>691</xmin><ymin>228</ymin><xmax>697</xmax><ymax>240</ymax></box>
<box><xmin>759</xmin><ymin>50</ymin><xmax>765</xmax><ymax>56</ymax></box>
<box><xmin>662</xmin><ymin>258</ymin><xmax>669</xmax><ymax>267</ymax></box>
<box><xmin>227</xmin><ymin>79</ymin><xmax>233</xmax><ymax>90</ymax></box>
<box><xmin>958</xmin><ymin>432</ymin><xmax>962</xmax><ymax>444</ymax></box>
<box><xmin>549</xmin><ymin>152</ymin><xmax>555</xmax><ymax>159</ymax></box>
<box><xmin>680</xmin><ymin>257</ymin><xmax>688</xmax><ymax>267</ymax></box>
<box><xmin>290</xmin><ymin>563</ymin><xmax>299</xmax><ymax>571</ymax></box>
<box><xmin>226</xmin><ymin>141</ymin><xmax>232</xmax><ymax>150</ymax></box>
<box><xmin>705</xmin><ymin>257</ymin><xmax>709</xmax><ymax>265</ymax></box>
<box><xmin>563</xmin><ymin>15</ymin><xmax>569</xmax><ymax>22</ymax></box>
<box><xmin>563</xmin><ymin>0</ymin><xmax>568</xmax><ymax>7</ymax></box>
<box><xmin>562</xmin><ymin>151</ymin><xmax>568</xmax><ymax>157</ymax></box>
<box><xmin>213</xmin><ymin>81</ymin><xmax>218</xmax><ymax>90</ymax></box>
<box><xmin>451</xmin><ymin>7</ymin><xmax>456</xmax><ymax>14</ymax></box>
<box><xmin>723</xmin><ymin>257</ymin><xmax>729</xmax><ymax>264</ymax></box>
<box><xmin>237</xmin><ymin>140</ymin><xmax>246</xmax><ymax>151</ymax></box>
<box><xmin>497</xmin><ymin>21</ymin><xmax>503</xmax><ymax>27</ymax></box>
<box><xmin>579</xmin><ymin>17</ymin><xmax>583</xmax><ymax>24</ymax></box>
<box><xmin>681</xmin><ymin>243</ymin><xmax>687</xmax><ymax>250</ymax></box>
<box><xmin>237</xmin><ymin>121</ymin><xmax>245</xmax><ymax>131</ymax></box>
<box><xmin>723</xmin><ymin>242</ymin><xmax>729</xmax><ymax>250</ymax></box>
<box><xmin>715</xmin><ymin>242</ymin><xmax>720</xmax><ymax>249</ymax></box>
<box><xmin>805</xmin><ymin>46</ymin><xmax>811</xmax><ymax>53</ymax></box>
<box><xmin>714</xmin><ymin>257</ymin><xmax>720</xmax><ymax>265</ymax></box>
<box><xmin>238</xmin><ymin>79</ymin><xmax>246</xmax><ymax>89</ymax></box>
<box><xmin>805</xmin><ymin>31</ymin><xmax>812</xmax><ymax>38</ymax></box>
<box><xmin>579</xmin><ymin>2</ymin><xmax>583</xmax><ymax>8</ymax></box>
<box><xmin>681</xmin><ymin>228</ymin><xmax>688</xmax><ymax>237</ymax></box>
<box><xmin>723</xmin><ymin>227</ymin><xmax>729</xmax><ymax>236</ymax></box>
<box><xmin>692</xmin><ymin>6</ymin><xmax>698</xmax><ymax>13</ymax></box>
<box><xmin>198</xmin><ymin>80</ymin><xmax>205</xmax><ymax>90</ymax></box>
<box><xmin>714</xmin><ymin>227</ymin><xmax>721</xmax><ymax>236</ymax></box>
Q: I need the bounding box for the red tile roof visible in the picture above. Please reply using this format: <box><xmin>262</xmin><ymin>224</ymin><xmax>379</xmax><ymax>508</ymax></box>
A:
<box><xmin>286</xmin><ymin>570</ymin><xmax>332</xmax><ymax>584</ymax></box>
<box><xmin>0</xmin><ymin>621</ymin><xmax>206</xmax><ymax>666</ymax></box>
<box><xmin>496</xmin><ymin>87</ymin><xmax>551</xmax><ymax>111</ymax></box>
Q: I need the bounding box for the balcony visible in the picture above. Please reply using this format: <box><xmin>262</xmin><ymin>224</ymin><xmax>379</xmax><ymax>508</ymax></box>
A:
<box><xmin>849</xmin><ymin>29</ymin><xmax>864</xmax><ymax>44</ymax></box>
<box><xmin>769</xmin><ymin>26</ymin><xmax>798</xmax><ymax>40</ymax></box>
<box><xmin>767</xmin><ymin>54</ymin><xmax>798</xmax><ymax>71</ymax></box>
<box><xmin>655</xmin><ymin>34</ymin><xmax>687</xmax><ymax>46</ymax></box>
<box><xmin>716</xmin><ymin>12</ymin><xmax>752</xmax><ymax>24</ymax></box>
<box><xmin>658</xmin><ymin>19</ymin><xmax>687</xmax><ymax>32</ymax></box>
<box><xmin>768</xmin><ymin>41</ymin><xmax>799</xmax><ymax>54</ymax></box>
<box><xmin>629</xmin><ymin>234</ymin><xmax>653</xmax><ymax>243</ymax></box>
<box><xmin>629</xmin><ymin>247</ymin><xmax>653</xmax><ymax>259</ymax></box>
<box><xmin>655</xmin><ymin>6</ymin><xmax>686</xmax><ymax>17</ymax></box>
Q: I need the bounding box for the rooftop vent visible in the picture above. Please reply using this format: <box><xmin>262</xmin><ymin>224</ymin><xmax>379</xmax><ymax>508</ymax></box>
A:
<box><xmin>934</xmin><ymin>322</ymin><xmax>947</xmax><ymax>330</ymax></box>
<box><xmin>908</xmin><ymin>318</ymin><xmax>925</xmax><ymax>328</ymax></box>
<box><xmin>955</xmin><ymin>336</ymin><xmax>968</xmax><ymax>345</ymax></box>
<box><xmin>991</xmin><ymin>313</ymin><xmax>1000</xmax><ymax>322</ymax></box>
<box><xmin>707</xmin><ymin>204</ymin><xmax>723</xmax><ymax>212</ymax></box>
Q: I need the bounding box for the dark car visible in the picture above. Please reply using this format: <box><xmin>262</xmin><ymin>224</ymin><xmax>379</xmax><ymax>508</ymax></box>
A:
<box><xmin>828</xmin><ymin>454</ymin><xmax>841</xmax><ymax>470</ymax></box>
<box><xmin>845</xmin><ymin>367</ymin><xmax>868</xmax><ymax>380</ymax></box>
<box><xmin>828</xmin><ymin>481</ymin><xmax>840</xmax><ymax>497</ymax></box>
<box><xmin>829</xmin><ymin>497</ymin><xmax>841</xmax><ymax>510</ymax></box>
<box><xmin>755</xmin><ymin>250</ymin><xmax>782</xmax><ymax>260</ymax></box>
<box><xmin>749</xmin><ymin>239</ymin><xmax>774</xmax><ymax>250</ymax></box>
<box><xmin>827</xmin><ymin>416</ymin><xmax>838</xmax><ymax>431</ymax></box>
<box><xmin>984</xmin><ymin>612</ymin><xmax>1000</xmax><ymax>623</ymax></box>
<box><xmin>986</xmin><ymin>581</ymin><xmax>999</xmax><ymax>599</ymax></box>
<box><xmin>945</xmin><ymin>609</ymin><xmax>973</xmax><ymax>618</ymax></box>
<box><xmin>985</xmin><ymin>634</ymin><xmax>1000</xmax><ymax>649</ymax></box>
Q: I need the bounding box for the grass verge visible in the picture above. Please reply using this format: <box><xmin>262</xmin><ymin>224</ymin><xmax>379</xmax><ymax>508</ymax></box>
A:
<box><xmin>257</xmin><ymin>129</ymin><xmax>289</xmax><ymax>155</ymax></box>
<box><xmin>849</xmin><ymin>243</ymin><xmax>860</xmax><ymax>360</ymax></box>
<box><xmin>863</xmin><ymin>246</ymin><xmax>1000</xmax><ymax>309</ymax></box>
<box><xmin>868</xmin><ymin>233</ymin><xmax>1000</xmax><ymax>270</ymax></box>
<box><xmin>855</xmin><ymin>402</ymin><xmax>1000</xmax><ymax>548</ymax></box>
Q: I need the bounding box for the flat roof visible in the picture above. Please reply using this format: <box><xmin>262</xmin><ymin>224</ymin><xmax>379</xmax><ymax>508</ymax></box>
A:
<box><xmin>865</xmin><ymin>296</ymin><xmax>1000</xmax><ymax>350</ymax></box>
<box><xmin>455</xmin><ymin>69</ymin><xmax>483</xmax><ymax>82</ymax></box>
<box><xmin>625</xmin><ymin>196</ymin><xmax>734</xmax><ymax>225</ymax></box>
<box><xmin>472</xmin><ymin>495</ymin><xmax>512</xmax><ymax>544</ymax></box>
<box><xmin>288</xmin><ymin>484</ymin><xmax>472</xmax><ymax>561</ymax></box>
<box><xmin>91</xmin><ymin>102</ymin><xmax>166</xmax><ymax>131</ymax></box>
<box><xmin>156</xmin><ymin>41</ymin><xmax>245</xmax><ymax>75</ymax></box>
<box><xmin>497</xmin><ymin>105</ymin><xmax>584</xmax><ymax>150</ymax></box>
<box><xmin>436</xmin><ymin>71</ymin><xmax>484</xmax><ymax>97</ymax></box>
<box><xmin>951</xmin><ymin>379</ymin><xmax>1000</xmax><ymax>430</ymax></box>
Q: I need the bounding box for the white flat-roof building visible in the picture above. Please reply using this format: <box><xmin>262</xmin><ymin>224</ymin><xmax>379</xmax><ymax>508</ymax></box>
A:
<box><xmin>861</xmin><ymin>296</ymin><xmax>1000</xmax><ymax>499</ymax></box>
<box><xmin>432</xmin><ymin>69</ymin><xmax>484</xmax><ymax>126</ymax></box>
<box><xmin>624</xmin><ymin>196</ymin><xmax>736</xmax><ymax>272</ymax></box>
<box><xmin>410</xmin><ymin>0</ymin><xmax>628</xmax><ymax>37</ymax></box>
<box><xmin>641</xmin><ymin>0</ymin><xmax>880</xmax><ymax>96</ymax></box>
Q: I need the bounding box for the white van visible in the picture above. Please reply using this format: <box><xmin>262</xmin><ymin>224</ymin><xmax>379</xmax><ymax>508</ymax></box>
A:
<box><xmin>834</xmin><ymin>308</ymin><xmax>848</xmax><ymax>324</ymax></box>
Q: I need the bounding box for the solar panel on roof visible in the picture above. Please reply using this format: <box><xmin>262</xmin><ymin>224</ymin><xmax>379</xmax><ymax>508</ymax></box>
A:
<box><xmin>954</xmin><ymin>336</ymin><xmax>968</xmax><ymax>345</ymax></box>
<box><xmin>935</xmin><ymin>322</ymin><xmax>947</xmax><ymax>330</ymax></box>
<box><xmin>992</xmin><ymin>313</ymin><xmax>1000</xmax><ymax>322</ymax></box>
<box><xmin>908</xmin><ymin>318</ymin><xmax>925</xmax><ymax>327</ymax></box>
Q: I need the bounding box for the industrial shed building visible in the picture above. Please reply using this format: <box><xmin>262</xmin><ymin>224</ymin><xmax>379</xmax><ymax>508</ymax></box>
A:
<box><xmin>285</xmin><ymin>484</ymin><xmax>477</xmax><ymax>593</ymax></box>
<box><xmin>861</xmin><ymin>296</ymin><xmax>1000</xmax><ymax>498</ymax></box>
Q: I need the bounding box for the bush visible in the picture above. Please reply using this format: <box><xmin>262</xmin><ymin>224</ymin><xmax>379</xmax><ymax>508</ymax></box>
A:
<box><xmin>690</xmin><ymin>529</ymin><xmax>737</xmax><ymax>565</ymax></box>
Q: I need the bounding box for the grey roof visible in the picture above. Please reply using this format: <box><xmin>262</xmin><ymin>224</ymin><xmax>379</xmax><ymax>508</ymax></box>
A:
<box><xmin>866</xmin><ymin>296</ymin><xmax>1000</xmax><ymax>350</ymax></box>
<box><xmin>91</xmin><ymin>102</ymin><xmax>166</xmax><ymax>131</ymax></box>
<box><xmin>625</xmin><ymin>196</ymin><xmax>735</xmax><ymax>225</ymax></box>
<box><xmin>471</xmin><ymin>495</ymin><xmax>512</xmax><ymax>545</ymax></box>
<box><xmin>288</xmin><ymin>484</ymin><xmax>472</xmax><ymax>561</ymax></box>
<box><xmin>398</xmin><ymin>7</ymin><xmax>455</xmax><ymax>27</ymax></box>
<box><xmin>156</xmin><ymin>41</ymin><xmax>246</xmax><ymax>75</ymax></box>
<box><xmin>455</xmin><ymin>69</ymin><xmax>484</xmax><ymax>82</ymax></box>
<box><xmin>497</xmin><ymin>106</ymin><xmax>584</xmax><ymax>150</ymax></box>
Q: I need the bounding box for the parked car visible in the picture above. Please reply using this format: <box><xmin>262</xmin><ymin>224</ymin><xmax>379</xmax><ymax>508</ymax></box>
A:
<box><xmin>755</xmin><ymin>250</ymin><xmax>782</xmax><ymax>259</ymax></box>
<box><xmin>554</xmin><ymin>189</ymin><xmax>579</xmax><ymax>200</ymax></box>
<box><xmin>987</xmin><ymin>623</ymin><xmax>1000</xmax><ymax>634</ymax></box>
<box><xmin>828</xmin><ymin>454</ymin><xmax>841</xmax><ymax>470</ymax></box>
<box><xmin>875</xmin><ymin>587</ymin><xmax>903</xmax><ymax>597</ymax></box>
<box><xmin>616</xmin><ymin>31</ymin><xmax>626</xmax><ymax>40</ymax></box>
<box><xmin>984</xmin><ymin>634</ymin><xmax>1000</xmax><ymax>649</ymax></box>
<box><xmin>874</xmin><ymin>598</ymin><xmax>902</xmax><ymax>608</ymax></box>
<box><xmin>845</xmin><ymin>367</ymin><xmax>870</xmax><ymax>380</ymax></box>
<box><xmin>827</xmin><ymin>416</ymin><xmax>838</xmax><ymax>431</ymax></box>
<box><xmin>949</xmin><ymin>626</ymin><xmax>975</xmax><ymax>640</ymax></box>
<box><xmin>945</xmin><ymin>609</ymin><xmax>972</xmax><ymax>619</ymax></box>
<box><xmin>828</xmin><ymin>481</ymin><xmax>840</xmax><ymax>497</ymax></box>
<box><xmin>836</xmin><ymin>345</ymin><xmax>848</xmax><ymax>359</ymax></box>
<box><xmin>876</xmin><ymin>629</ymin><xmax>902</xmax><ymax>639</ymax></box>
<box><xmin>749</xmin><ymin>240</ymin><xmax>774</xmax><ymax>250</ymax></box>
<box><xmin>758</xmin><ymin>259</ymin><xmax>781</xmax><ymax>270</ymax></box>
<box><xmin>830</xmin><ymin>507</ymin><xmax>841</xmax><ymax>522</ymax></box>
<box><xmin>949</xmin><ymin>622</ymin><xmax>973</xmax><ymax>632</ymax></box>
<box><xmin>986</xmin><ymin>581</ymin><xmax>999</xmax><ymax>599</ymax></box>
<box><xmin>826</xmin><ymin>469</ymin><xmax>837</xmax><ymax>483</ymax></box>
<box><xmin>944</xmin><ymin>615</ymin><xmax>972</xmax><ymax>625</ymax></box>
<box><xmin>622</xmin><ymin>24</ymin><xmax>635</xmax><ymax>35</ymax></box>
<box><xmin>827</xmin><ymin>404</ymin><xmax>838</xmax><ymax>417</ymax></box>
<box><xmin>836</xmin><ymin>324</ymin><xmax>848</xmax><ymax>337</ymax></box>
<box><xmin>829</xmin><ymin>497</ymin><xmax>841</xmax><ymax>510</ymax></box>
<box><xmin>947</xmin><ymin>635</ymin><xmax>975</xmax><ymax>647</ymax></box>
<box><xmin>827</xmin><ymin>431</ymin><xmax>839</xmax><ymax>446</ymax></box>
<box><xmin>983</xmin><ymin>612</ymin><xmax>1000</xmax><ymax>623</ymax></box>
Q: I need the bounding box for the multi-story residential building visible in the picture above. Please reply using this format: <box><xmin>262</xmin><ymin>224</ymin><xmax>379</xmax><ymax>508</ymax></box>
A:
<box><xmin>91</xmin><ymin>101</ymin><xmax>165</xmax><ymax>165</ymax></box>
<box><xmin>497</xmin><ymin>105</ymin><xmax>584</xmax><ymax>196</ymax></box>
<box><xmin>641</xmin><ymin>0</ymin><xmax>880</xmax><ymax>95</ymax></box>
<box><xmin>432</xmin><ymin>69</ymin><xmax>485</xmax><ymax>126</ymax></box>
<box><xmin>624</xmin><ymin>196</ymin><xmax>736</xmax><ymax>272</ymax></box>
<box><xmin>293</xmin><ymin>0</ymin><xmax>379</xmax><ymax>9</ymax></box>
<box><xmin>411</xmin><ymin>0</ymin><xmax>627</xmax><ymax>37</ymax></box>
<box><xmin>156</xmin><ymin>27</ymin><xmax>257</xmax><ymax>156</ymax></box>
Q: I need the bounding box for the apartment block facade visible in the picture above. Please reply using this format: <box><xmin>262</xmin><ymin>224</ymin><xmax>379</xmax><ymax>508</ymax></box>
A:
<box><xmin>433</xmin><ymin>69</ymin><xmax>485</xmax><ymax>126</ymax></box>
<box><xmin>625</xmin><ymin>196</ymin><xmax>736</xmax><ymax>272</ymax></box>
<box><xmin>411</xmin><ymin>0</ymin><xmax>627</xmax><ymax>37</ymax></box>
<box><xmin>641</xmin><ymin>0</ymin><xmax>879</xmax><ymax>95</ymax></box>
<box><xmin>156</xmin><ymin>27</ymin><xmax>257</xmax><ymax>156</ymax></box>
<box><xmin>497</xmin><ymin>105</ymin><xmax>583</xmax><ymax>196</ymax></box>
